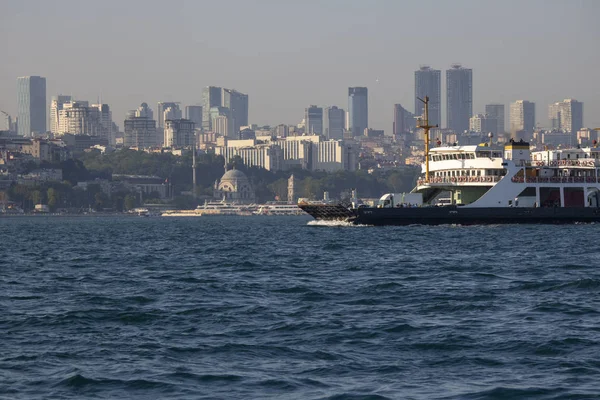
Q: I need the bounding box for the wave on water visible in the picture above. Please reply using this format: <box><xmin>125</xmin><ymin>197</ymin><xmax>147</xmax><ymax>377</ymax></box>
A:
<box><xmin>307</xmin><ymin>220</ymin><xmax>370</xmax><ymax>227</ymax></box>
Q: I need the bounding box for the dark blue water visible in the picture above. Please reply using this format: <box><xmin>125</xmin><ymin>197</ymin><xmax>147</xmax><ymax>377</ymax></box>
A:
<box><xmin>1</xmin><ymin>216</ymin><xmax>600</xmax><ymax>399</ymax></box>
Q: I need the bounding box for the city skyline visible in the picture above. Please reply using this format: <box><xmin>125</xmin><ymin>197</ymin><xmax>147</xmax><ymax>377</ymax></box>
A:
<box><xmin>1</xmin><ymin>0</ymin><xmax>599</xmax><ymax>130</ymax></box>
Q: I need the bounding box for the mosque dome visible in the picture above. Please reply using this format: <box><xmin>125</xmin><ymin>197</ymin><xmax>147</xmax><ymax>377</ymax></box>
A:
<box><xmin>214</xmin><ymin>168</ymin><xmax>256</xmax><ymax>204</ymax></box>
<box><xmin>220</xmin><ymin>169</ymin><xmax>248</xmax><ymax>182</ymax></box>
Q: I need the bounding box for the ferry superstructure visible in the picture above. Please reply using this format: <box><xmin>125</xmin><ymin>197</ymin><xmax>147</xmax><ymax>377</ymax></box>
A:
<box><xmin>413</xmin><ymin>139</ymin><xmax>600</xmax><ymax>209</ymax></box>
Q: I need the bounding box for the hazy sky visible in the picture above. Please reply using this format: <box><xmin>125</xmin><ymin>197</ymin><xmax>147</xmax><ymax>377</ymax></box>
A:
<box><xmin>1</xmin><ymin>0</ymin><xmax>599</xmax><ymax>131</ymax></box>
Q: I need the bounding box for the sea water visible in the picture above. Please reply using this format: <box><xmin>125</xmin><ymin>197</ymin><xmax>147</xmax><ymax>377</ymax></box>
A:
<box><xmin>1</xmin><ymin>216</ymin><xmax>599</xmax><ymax>399</ymax></box>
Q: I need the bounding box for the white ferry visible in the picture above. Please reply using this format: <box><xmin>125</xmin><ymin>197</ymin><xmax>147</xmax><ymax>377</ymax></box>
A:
<box><xmin>253</xmin><ymin>202</ymin><xmax>307</xmax><ymax>216</ymax></box>
<box><xmin>299</xmin><ymin>97</ymin><xmax>600</xmax><ymax>225</ymax></box>
<box><xmin>161</xmin><ymin>201</ymin><xmax>254</xmax><ymax>217</ymax></box>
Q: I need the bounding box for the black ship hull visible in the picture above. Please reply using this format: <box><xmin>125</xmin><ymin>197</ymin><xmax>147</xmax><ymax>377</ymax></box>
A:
<box><xmin>299</xmin><ymin>204</ymin><xmax>600</xmax><ymax>226</ymax></box>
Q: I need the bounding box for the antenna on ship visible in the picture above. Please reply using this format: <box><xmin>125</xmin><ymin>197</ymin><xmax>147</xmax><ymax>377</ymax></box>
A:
<box><xmin>417</xmin><ymin>96</ymin><xmax>438</xmax><ymax>182</ymax></box>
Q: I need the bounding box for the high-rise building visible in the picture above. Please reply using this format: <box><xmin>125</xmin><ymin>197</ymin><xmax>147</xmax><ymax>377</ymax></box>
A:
<box><xmin>202</xmin><ymin>86</ymin><xmax>222</xmax><ymax>131</ymax></box>
<box><xmin>222</xmin><ymin>89</ymin><xmax>249</xmax><ymax>134</ymax></box>
<box><xmin>163</xmin><ymin>105</ymin><xmax>182</xmax><ymax>124</ymax></box>
<box><xmin>548</xmin><ymin>99</ymin><xmax>583</xmax><ymax>133</ymax></box>
<box><xmin>509</xmin><ymin>100</ymin><xmax>535</xmax><ymax>139</ymax></box>
<box><xmin>164</xmin><ymin>119</ymin><xmax>195</xmax><ymax>147</ymax></box>
<box><xmin>135</xmin><ymin>102</ymin><xmax>153</xmax><ymax>119</ymax></box>
<box><xmin>446</xmin><ymin>64</ymin><xmax>472</xmax><ymax>133</ymax></box>
<box><xmin>91</xmin><ymin>103</ymin><xmax>114</xmax><ymax>144</ymax></box>
<box><xmin>275</xmin><ymin>124</ymin><xmax>289</xmax><ymax>138</ymax></box>
<box><xmin>469</xmin><ymin>114</ymin><xmax>498</xmax><ymax>134</ymax></box>
<box><xmin>485</xmin><ymin>104</ymin><xmax>505</xmax><ymax>134</ymax></box>
<box><xmin>348</xmin><ymin>87</ymin><xmax>368</xmax><ymax>136</ymax></box>
<box><xmin>548</xmin><ymin>103</ymin><xmax>561</xmax><ymax>130</ymax></box>
<box><xmin>50</xmin><ymin>95</ymin><xmax>72</xmax><ymax>134</ymax></box>
<box><xmin>305</xmin><ymin>105</ymin><xmax>323</xmax><ymax>135</ymax></box>
<box><xmin>393</xmin><ymin>104</ymin><xmax>412</xmax><ymax>136</ymax></box>
<box><xmin>57</xmin><ymin>101</ymin><xmax>103</xmax><ymax>136</ymax></box>
<box><xmin>414</xmin><ymin>66</ymin><xmax>441</xmax><ymax>127</ymax></box>
<box><xmin>17</xmin><ymin>76</ymin><xmax>46</xmax><ymax>137</ymax></box>
<box><xmin>185</xmin><ymin>105</ymin><xmax>203</xmax><ymax>129</ymax></box>
<box><xmin>157</xmin><ymin>102</ymin><xmax>179</xmax><ymax>129</ymax></box>
<box><xmin>324</xmin><ymin>106</ymin><xmax>345</xmax><ymax>140</ymax></box>
<box><xmin>210</xmin><ymin>106</ymin><xmax>233</xmax><ymax>137</ymax></box>
<box><xmin>124</xmin><ymin>116</ymin><xmax>157</xmax><ymax>149</ymax></box>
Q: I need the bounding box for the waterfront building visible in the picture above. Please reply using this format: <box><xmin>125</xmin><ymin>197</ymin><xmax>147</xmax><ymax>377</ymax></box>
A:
<box><xmin>185</xmin><ymin>105</ymin><xmax>202</xmax><ymax>129</ymax></box>
<box><xmin>17</xmin><ymin>76</ymin><xmax>46</xmax><ymax>137</ymax></box>
<box><xmin>50</xmin><ymin>95</ymin><xmax>72</xmax><ymax>134</ymax></box>
<box><xmin>446</xmin><ymin>64</ymin><xmax>472</xmax><ymax>133</ymax></box>
<box><xmin>485</xmin><ymin>104</ymin><xmax>505</xmax><ymax>134</ymax></box>
<box><xmin>548</xmin><ymin>99</ymin><xmax>583</xmax><ymax>134</ymax></box>
<box><xmin>414</xmin><ymin>66</ymin><xmax>441</xmax><ymax>127</ymax></box>
<box><xmin>305</xmin><ymin>105</ymin><xmax>323</xmax><ymax>135</ymax></box>
<box><xmin>222</xmin><ymin>89</ymin><xmax>248</xmax><ymax>135</ymax></box>
<box><xmin>323</xmin><ymin>106</ymin><xmax>345</xmax><ymax>140</ymax></box>
<box><xmin>157</xmin><ymin>102</ymin><xmax>180</xmax><ymax>129</ymax></box>
<box><xmin>348</xmin><ymin>87</ymin><xmax>368</xmax><ymax>136</ymax></box>
<box><xmin>509</xmin><ymin>100</ymin><xmax>535</xmax><ymax>140</ymax></box>
<box><xmin>202</xmin><ymin>86</ymin><xmax>222</xmax><ymax>131</ymax></box>
<box><xmin>164</xmin><ymin>119</ymin><xmax>195</xmax><ymax>148</ymax></box>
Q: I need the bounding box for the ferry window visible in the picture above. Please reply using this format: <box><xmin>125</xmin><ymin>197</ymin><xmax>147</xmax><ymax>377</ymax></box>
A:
<box><xmin>477</xmin><ymin>170</ymin><xmax>481</xmax><ymax>176</ymax></box>
<box><xmin>576</xmin><ymin>154</ymin><xmax>579</xmax><ymax>159</ymax></box>
<box><xmin>567</xmin><ymin>154</ymin><xmax>570</xmax><ymax>159</ymax></box>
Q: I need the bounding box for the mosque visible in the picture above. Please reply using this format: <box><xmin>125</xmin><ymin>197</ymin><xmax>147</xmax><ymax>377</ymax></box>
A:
<box><xmin>213</xmin><ymin>167</ymin><xmax>256</xmax><ymax>204</ymax></box>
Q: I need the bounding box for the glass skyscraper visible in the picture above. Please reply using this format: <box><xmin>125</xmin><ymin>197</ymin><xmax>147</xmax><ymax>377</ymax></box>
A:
<box><xmin>17</xmin><ymin>76</ymin><xmax>46</xmax><ymax>137</ymax></box>
<box><xmin>446</xmin><ymin>64</ymin><xmax>473</xmax><ymax>134</ymax></box>
<box><xmin>222</xmin><ymin>89</ymin><xmax>249</xmax><ymax>134</ymax></box>
<box><xmin>348</xmin><ymin>87</ymin><xmax>368</xmax><ymax>136</ymax></box>
<box><xmin>414</xmin><ymin>66</ymin><xmax>441</xmax><ymax>128</ymax></box>
<box><xmin>202</xmin><ymin>86</ymin><xmax>222</xmax><ymax>131</ymax></box>
<box><xmin>304</xmin><ymin>105</ymin><xmax>323</xmax><ymax>135</ymax></box>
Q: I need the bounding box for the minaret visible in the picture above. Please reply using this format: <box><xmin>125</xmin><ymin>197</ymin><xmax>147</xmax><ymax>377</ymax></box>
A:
<box><xmin>287</xmin><ymin>174</ymin><xmax>295</xmax><ymax>204</ymax></box>
<box><xmin>192</xmin><ymin>136</ymin><xmax>197</xmax><ymax>199</ymax></box>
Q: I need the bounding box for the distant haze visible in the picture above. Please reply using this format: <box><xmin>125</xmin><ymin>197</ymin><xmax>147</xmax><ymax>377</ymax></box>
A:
<box><xmin>1</xmin><ymin>0</ymin><xmax>599</xmax><ymax>130</ymax></box>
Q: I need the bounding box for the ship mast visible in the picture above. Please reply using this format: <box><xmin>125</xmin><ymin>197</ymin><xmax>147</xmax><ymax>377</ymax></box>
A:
<box><xmin>417</xmin><ymin>96</ymin><xmax>438</xmax><ymax>183</ymax></box>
